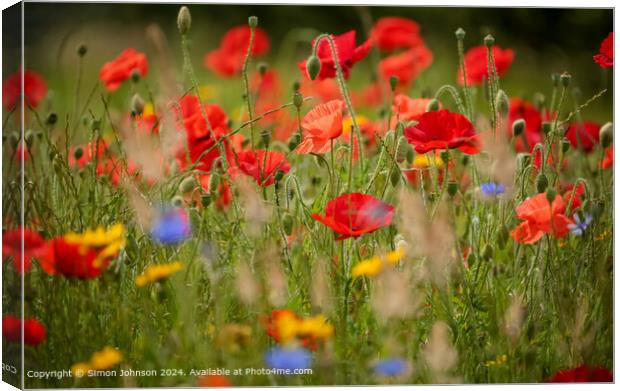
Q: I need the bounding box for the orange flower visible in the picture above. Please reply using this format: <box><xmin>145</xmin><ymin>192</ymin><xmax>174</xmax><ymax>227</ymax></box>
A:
<box><xmin>99</xmin><ymin>48</ymin><xmax>148</xmax><ymax>92</ymax></box>
<box><xmin>392</xmin><ymin>95</ymin><xmax>434</xmax><ymax>123</ymax></box>
<box><xmin>379</xmin><ymin>46</ymin><xmax>433</xmax><ymax>86</ymax></box>
<box><xmin>296</xmin><ymin>100</ymin><xmax>345</xmax><ymax>154</ymax></box>
<box><xmin>510</xmin><ymin>193</ymin><xmax>573</xmax><ymax>244</ymax></box>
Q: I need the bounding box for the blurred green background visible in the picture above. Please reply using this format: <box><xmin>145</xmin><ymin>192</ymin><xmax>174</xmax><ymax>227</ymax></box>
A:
<box><xmin>4</xmin><ymin>3</ymin><xmax>613</xmax><ymax>121</ymax></box>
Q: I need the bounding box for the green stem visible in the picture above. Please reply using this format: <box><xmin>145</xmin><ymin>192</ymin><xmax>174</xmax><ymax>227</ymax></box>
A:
<box><xmin>242</xmin><ymin>25</ymin><xmax>257</xmax><ymax>150</ymax></box>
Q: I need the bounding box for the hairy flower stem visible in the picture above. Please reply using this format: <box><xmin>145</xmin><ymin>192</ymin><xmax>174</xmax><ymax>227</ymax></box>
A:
<box><xmin>181</xmin><ymin>34</ymin><xmax>229</xmax><ymax>171</ymax></box>
<box><xmin>242</xmin><ymin>25</ymin><xmax>257</xmax><ymax>150</ymax></box>
<box><xmin>486</xmin><ymin>47</ymin><xmax>500</xmax><ymax>135</ymax></box>
<box><xmin>312</xmin><ymin>34</ymin><xmax>365</xmax><ymax>176</ymax></box>
<box><xmin>456</xmin><ymin>36</ymin><xmax>474</xmax><ymax>119</ymax></box>
<box><xmin>547</xmin><ymin>85</ymin><xmax>567</xmax><ymax>186</ymax></box>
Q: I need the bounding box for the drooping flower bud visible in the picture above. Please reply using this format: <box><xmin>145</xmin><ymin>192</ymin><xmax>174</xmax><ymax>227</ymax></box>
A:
<box><xmin>536</xmin><ymin>174</ymin><xmax>548</xmax><ymax>193</ymax></box>
<box><xmin>179</xmin><ymin>176</ymin><xmax>197</xmax><ymax>194</ymax></box>
<box><xmin>455</xmin><ymin>28</ymin><xmax>466</xmax><ymax>40</ymax></box>
<box><xmin>426</xmin><ymin>99</ymin><xmax>440</xmax><ymax>112</ymax></box>
<box><xmin>293</xmin><ymin>91</ymin><xmax>303</xmax><ymax>109</ymax></box>
<box><xmin>248</xmin><ymin>16</ymin><xmax>258</xmax><ymax>28</ymax></box>
<box><xmin>512</xmin><ymin>119</ymin><xmax>525</xmax><ymax>137</ymax></box>
<box><xmin>484</xmin><ymin>34</ymin><xmax>495</xmax><ymax>47</ymax></box>
<box><xmin>305</xmin><ymin>55</ymin><xmax>321</xmax><ymax>81</ymax></box>
<box><xmin>495</xmin><ymin>89</ymin><xmax>509</xmax><ymax>117</ymax></box>
<box><xmin>177</xmin><ymin>6</ymin><xmax>191</xmax><ymax>35</ymax></box>
<box><xmin>600</xmin><ymin>122</ymin><xmax>613</xmax><ymax>148</ymax></box>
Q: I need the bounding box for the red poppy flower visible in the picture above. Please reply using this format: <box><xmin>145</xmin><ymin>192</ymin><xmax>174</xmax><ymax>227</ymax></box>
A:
<box><xmin>233</xmin><ymin>149</ymin><xmax>290</xmax><ymax>187</ymax></box>
<box><xmin>354</xmin><ymin>81</ymin><xmax>388</xmax><ymax>108</ymax></box>
<box><xmin>300</xmin><ymin>78</ymin><xmax>341</xmax><ymax>103</ymax></box>
<box><xmin>548</xmin><ymin>365</ymin><xmax>612</xmax><ymax>383</ymax></box>
<box><xmin>299</xmin><ymin>31</ymin><xmax>371</xmax><ymax>80</ymax></box>
<box><xmin>99</xmin><ymin>48</ymin><xmax>148</xmax><ymax>92</ymax></box>
<box><xmin>312</xmin><ymin>193</ymin><xmax>394</xmax><ymax>240</ymax></box>
<box><xmin>2</xmin><ymin>227</ymin><xmax>49</xmax><ymax>274</ymax></box>
<box><xmin>69</xmin><ymin>140</ymin><xmax>108</xmax><ymax>169</ymax></box>
<box><xmin>593</xmin><ymin>32</ymin><xmax>613</xmax><ymax>69</ymax></box>
<box><xmin>2</xmin><ymin>315</ymin><xmax>46</xmax><ymax>346</ymax></box>
<box><xmin>510</xmin><ymin>193</ymin><xmax>573</xmax><ymax>244</ymax></box>
<box><xmin>458</xmin><ymin>45</ymin><xmax>514</xmax><ymax>86</ymax></box>
<box><xmin>562</xmin><ymin>182</ymin><xmax>586</xmax><ymax>211</ymax></box>
<box><xmin>198</xmin><ymin>375</ymin><xmax>233</xmax><ymax>387</ymax></box>
<box><xmin>370</xmin><ymin>17</ymin><xmax>424</xmax><ymax>52</ymax></box>
<box><xmin>296</xmin><ymin>100</ymin><xmax>345</xmax><ymax>154</ymax></box>
<box><xmin>2</xmin><ymin>70</ymin><xmax>48</xmax><ymax>110</ymax></box>
<box><xmin>379</xmin><ymin>46</ymin><xmax>433</xmax><ymax>86</ymax></box>
<box><xmin>176</xmin><ymin>95</ymin><xmax>232</xmax><ymax>171</ymax></box>
<box><xmin>392</xmin><ymin>95</ymin><xmax>435</xmax><ymax>123</ymax></box>
<box><xmin>96</xmin><ymin>156</ymin><xmax>147</xmax><ymax>187</ymax></box>
<box><xmin>508</xmin><ymin>98</ymin><xmax>543</xmax><ymax>152</ymax></box>
<box><xmin>197</xmin><ymin>175</ymin><xmax>232</xmax><ymax>210</ymax></box>
<box><xmin>205</xmin><ymin>26</ymin><xmax>270</xmax><ymax>78</ymax></box>
<box><xmin>42</xmin><ymin>237</ymin><xmax>113</xmax><ymax>279</ymax></box>
<box><xmin>601</xmin><ymin>146</ymin><xmax>613</xmax><ymax>169</ymax></box>
<box><xmin>404</xmin><ymin>109</ymin><xmax>480</xmax><ymax>154</ymax></box>
<box><xmin>565</xmin><ymin>121</ymin><xmax>600</xmax><ymax>152</ymax></box>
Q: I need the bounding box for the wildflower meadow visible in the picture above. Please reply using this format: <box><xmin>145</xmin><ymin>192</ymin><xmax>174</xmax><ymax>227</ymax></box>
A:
<box><xmin>1</xmin><ymin>2</ymin><xmax>614</xmax><ymax>388</ymax></box>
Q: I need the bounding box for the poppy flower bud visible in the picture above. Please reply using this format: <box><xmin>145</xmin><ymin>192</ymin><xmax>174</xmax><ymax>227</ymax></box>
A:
<box><xmin>455</xmin><ymin>27</ymin><xmax>466</xmax><ymax>40</ymax></box>
<box><xmin>131</xmin><ymin>69</ymin><xmax>141</xmax><ymax>83</ymax></box>
<box><xmin>171</xmin><ymin>195</ymin><xmax>184</xmax><ymax>208</ymax></box>
<box><xmin>482</xmin><ymin>243</ymin><xmax>494</xmax><ymax>260</ymax></box>
<box><xmin>560</xmin><ymin>72</ymin><xmax>571</xmax><ymax>87</ymax></box>
<box><xmin>440</xmin><ymin>150</ymin><xmax>450</xmax><ymax>164</ymax></box>
<box><xmin>561</xmin><ymin>138</ymin><xmax>571</xmax><ymax>153</ymax></box>
<box><xmin>257</xmin><ymin>62</ymin><xmax>268</xmax><ymax>76</ymax></box>
<box><xmin>74</xmin><ymin>147</ymin><xmax>84</xmax><ymax>161</ymax></box>
<box><xmin>512</xmin><ymin>119</ymin><xmax>525</xmax><ymax>137</ymax></box>
<box><xmin>395</xmin><ymin>136</ymin><xmax>409</xmax><ymax>162</ymax></box>
<box><xmin>406</xmin><ymin>148</ymin><xmax>414</xmax><ymax>164</ymax></box>
<box><xmin>177</xmin><ymin>6</ymin><xmax>191</xmax><ymax>35</ymax></box>
<box><xmin>551</xmin><ymin>73</ymin><xmax>560</xmax><ymax>87</ymax></box>
<box><xmin>306</xmin><ymin>55</ymin><xmax>321</xmax><ymax>81</ymax></box>
<box><xmin>426</xmin><ymin>99</ymin><xmax>440</xmax><ymax>112</ymax></box>
<box><xmin>201</xmin><ymin>194</ymin><xmax>211</xmax><ymax>208</ymax></box>
<box><xmin>261</xmin><ymin>130</ymin><xmax>271</xmax><ymax>147</ymax></box>
<box><xmin>390</xmin><ymin>167</ymin><xmax>401</xmax><ymax>187</ymax></box>
<box><xmin>131</xmin><ymin>94</ymin><xmax>145</xmax><ymax>116</ymax></box>
<box><xmin>484</xmin><ymin>34</ymin><xmax>495</xmax><ymax>47</ymax></box>
<box><xmin>536</xmin><ymin>173</ymin><xmax>548</xmax><ymax>193</ymax></box>
<box><xmin>495</xmin><ymin>90</ymin><xmax>509</xmax><ymax>117</ymax></box>
<box><xmin>46</xmin><ymin>112</ymin><xmax>58</xmax><ymax>126</ymax></box>
<box><xmin>292</xmin><ymin>80</ymin><xmax>300</xmax><ymax>92</ymax></box>
<box><xmin>248</xmin><ymin>16</ymin><xmax>258</xmax><ymax>28</ymax></box>
<box><xmin>541</xmin><ymin>122</ymin><xmax>551</xmax><ymax>135</ymax></box>
<box><xmin>179</xmin><ymin>176</ymin><xmax>197</xmax><ymax>194</ymax></box>
<box><xmin>208</xmin><ymin>174</ymin><xmax>220</xmax><ymax>198</ymax></box>
<box><xmin>282</xmin><ymin>213</ymin><xmax>293</xmax><ymax>235</ymax></box>
<box><xmin>599</xmin><ymin>122</ymin><xmax>613</xmax><ymax>148</ymax></box>
<box><xmin>288</xmin><ymin>133</ymin><xmax>301</xmax><ymax>151</ymax></box>
<box><xmin>77</xmin><ymin>43</ymin><xmax>88</xmax><ymax>57</ymax></box>
<box><xmin>545</xmin><ymin>188</ymin><xmax>556</xmax><ymax>204</ymax></box>
<box><xmin>461</xmin><ymin>155</ymin><xmax>470</xmax><ymax>166</ymax></box>
<box><xmin>24</xmin><ymin>130</ymin><xmax>34</xmax><ymax>148</ymax></box>
<box><xmin>447</xmin><ymin>181</ymin><xmax>458</xmax><ymax>197</ymax></box>
<box><xmin>389</xmin><ymin>75</ymin><xmax>399</xmax><ymax>91</ymax></box>
<box><xmin>275</xmin><ymin>169</ymin><xmax>285</xmax><ymax>182</ymax></box>
<box><xmin>293</xmin><ymin>91</ymin><xmax>303</xmax><ymax>108</ymax></box>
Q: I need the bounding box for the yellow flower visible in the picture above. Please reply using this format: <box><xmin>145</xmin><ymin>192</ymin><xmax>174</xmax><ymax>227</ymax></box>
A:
<box><xmin>352</xmin><ymin>247</ymin><xmax>406</xmax><ymax>278</ymax></box>
<box><xmin>90</xmin><ymin>347</ymin><xmax>123</xmax><ymax>370</ymax></box>
<box><xmin>135</xmin><ymin>261</ymin><xmax>183</xmax><ymax>287</ymax></box>
<box><xmin>342</xmin><ymin>115</ymin><xmax>369</xmax><ymax>137</ymax></box>
<box><xmin>296</xmin><ymin>315</ymin><xmax>334</xmax><ymax>340</ymax></box>
<box><xmin>484</xmin><ymin>354</ymin><xmax>508</xmax><ymax>367</ymax></box>
<box><xmin>64</xmin><ymin>224</ymin><xmax>126</xmax><ymax>267</ymax></box>
<box><xmin>413</xmin><ymin>153</ymin><xmax>444</xmax><ymax>169</ymax></box>
<box><xmin>71</xmin><ymin>362</ymin><xmax>91</xmax><ymax>377</ymax></box>
<box><xmin>142</xmin><ymin>102</ymin><xmax>155</xmax><ymax>117</ymax></box>
<box><xmin>275</xmin><ymin>312</ymin><xmax>301</xmax><ymax>344</ymax></box>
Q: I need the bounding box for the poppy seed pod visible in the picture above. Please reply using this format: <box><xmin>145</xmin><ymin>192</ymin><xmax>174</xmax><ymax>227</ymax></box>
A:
<box><xmin>512</xmin><ymin>119</ymin><xmax>525</xmax><ymax>137</ymax></box>
<box><xmin>257</xmin><ymin>62</ymin><xmax>268</xmax><ymax>76</ymax></box>
<box><xmin>306</xmin><ymin>55</ymin><xmax>321</xmax><ymax>81</ymax></box>
<box><xmin>560</xmin><ymin>72</ymin><xmax>571</xmax><ymax>87</ymax></box>
<box><xmin>455</xmin><ymin>27</ymin><xmax>466</xmax><ymax>40</ymax></box>
<box><xmin>46</xmin><ymin>112</ymin><xmax>58</xmax><ymax>126</ymax></box>
<box><xmin>293</xmin><ymin>91</ymin><xmax>303</xmax><ymax>108</ymax></box>
<box><xmin>536</xmin><ymin>173</ymin><xmax>548</xmax><ymax>193</ymax></box>
<box><xmin>179</xmin><ymin>176</ymin><xmax>197</xmax><ymax>194</ymax></box>
<box><xmin>545</xmin><ymin>188</ymin><xmax>556</xmax><ymax>204</ymax></box>
<box><xmin>600</xmin><ymin>122</ymin><xmax>613</xmax><ymax>148</ymax></box>
<box><xmin>77</xmin><ymin>43</ymin><xmax>88</xmax><ymax>57</ymax></box>
<box><xmin>131</xmin><ymin>94</ymin><xmax>145</xmax><ymax>116</ymax></box>
<box><xmin>73</xmin><ymin>147</ymin><xmax>84</xmax><ymax>161</ymax></box>
<box><xmin>426</xmin><ymin>99</ymin><xmax>440</xmax><ymax>112</ymax></box>
<box><xmin>248</xmin><ymin>16</ymin><xmax>258</xmax><ymax>28</ymax></box>
<box><xmin>389</xmin><ymin>75</ymin><xmax>399</xmax><ymax>91</ymax></box>
<box><xmin>177</xmin><ymin>6</ymin><xmax>191</xmax><ymax>35</ymax></box>
<box><xmin>541</xmin><ymin>122</ymin><xmax>552</xmax><ymax>135</ymax></box>
<box><xmin>390</xmin><ymin>167</ymin><xmax>401</xmax><ymax>187</ymax></box>
<box><xmin>495</xmin><ymin>90</ymin><xmax>509</xmax><ymax>116</ymax></box>
<box><xmin>447</xmin><ymin>181</ymin><xmax>459</xmax><ymax>197</ymax></box>
<box><xmin>484</xmin><ymin>34</ymin><xmax>495</xmax><ymax>47</ymax></box>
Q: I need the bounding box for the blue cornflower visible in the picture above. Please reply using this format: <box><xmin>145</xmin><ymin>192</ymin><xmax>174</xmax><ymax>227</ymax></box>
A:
<box><xmin>373</xmin><ymin>358</ymin><xmax>409</xmax><ymax>377</ymax></box>
<box><xmin>480</xmin><ymin>182</ymin><xmax>506</xmax><ymax>197</ymax></box>
<box><xmin>150</xmin><ymin>207</ymin><xmax>191</xmax><ymax>244</ymax></box>
<box><xmin>264</xmin><ymin>347</ymin><xmax>312</xmax><ymax>371</ymax></box>
<box><xmin>568</xmin><ymin>213</ymin><xmax>593</xmax><ymax>236</ymax></box>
